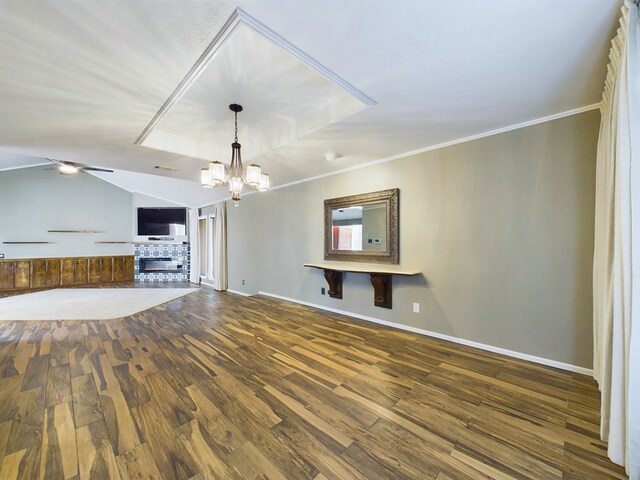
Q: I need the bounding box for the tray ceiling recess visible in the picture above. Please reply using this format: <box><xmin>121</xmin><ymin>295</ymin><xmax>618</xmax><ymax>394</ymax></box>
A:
<box><xmin>135</xmin><ymin>8</ymin><xmax>375</xmax><ymax>164</ymax></box>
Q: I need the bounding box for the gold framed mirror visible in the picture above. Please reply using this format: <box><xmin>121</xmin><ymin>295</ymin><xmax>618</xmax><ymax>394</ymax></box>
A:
<box><xmin>324</xmin><ymin>188</ymin><xmax>399</xmax><ymax>264</ymax></box>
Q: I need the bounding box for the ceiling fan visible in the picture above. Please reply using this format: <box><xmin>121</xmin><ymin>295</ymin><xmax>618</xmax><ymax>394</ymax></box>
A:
<box><xmin>45</xmin><ymin>158</ymin><xmax>113</xmax><ymax>175</ymax></box>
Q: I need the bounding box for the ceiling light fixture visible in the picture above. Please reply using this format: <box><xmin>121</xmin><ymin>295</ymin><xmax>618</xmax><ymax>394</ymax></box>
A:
<box><xmin>46</xmin><ymin>158</ymin><xmax>113</xmax><ymax>174</ymax></box>
<box><xmin>200</xmin><ymin>104</ymin><xmax>270</xmax><ymax>206</ymax></box>
<box><xmin>58</xmin><ymin>164</ymin><xmax>80</xmax><ymax>175</ymax></box>
<box><xmin>324</xmin><ymin>152</ymin><xmax>343</xmax><ymax>162</ymax></box>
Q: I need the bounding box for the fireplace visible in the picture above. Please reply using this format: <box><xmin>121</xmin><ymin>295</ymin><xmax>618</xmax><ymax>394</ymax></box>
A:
<box><xmin>134</xmin><ymin>243</ymin><xmax>190</xmax><ymax>283</ymax></box>
<box><xmin>139</xmin><ymin>257</ymin><xmax>182</xmax><ymax>274</ymax></box>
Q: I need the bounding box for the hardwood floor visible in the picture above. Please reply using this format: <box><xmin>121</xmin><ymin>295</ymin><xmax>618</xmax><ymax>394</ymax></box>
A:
<box><xmin>0</xmin><ymin>285</ymin><xmax>628</xmax><ymax>479</ymax></box>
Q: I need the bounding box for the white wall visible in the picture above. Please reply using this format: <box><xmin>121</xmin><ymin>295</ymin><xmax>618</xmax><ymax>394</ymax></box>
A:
<box><xmin>0</xmin><ymin>166</ymin><xmax>133</xmax><ymax>258</ymax></box>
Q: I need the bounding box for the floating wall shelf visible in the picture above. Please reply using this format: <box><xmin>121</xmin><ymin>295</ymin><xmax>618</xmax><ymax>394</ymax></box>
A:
<box><xmin>304</xmin><ymin>262</ymin><xmax>421</xmax><ymax>309</ymax></box>
<box><xmin>48</xmin><ymin>230</ymin><xmax>104</xmax><ymax>234</ymax></box>
<box><xmin>3</xmin><ymin>241</ymin><xmax>53</xmax><ymax>244</ymax></box>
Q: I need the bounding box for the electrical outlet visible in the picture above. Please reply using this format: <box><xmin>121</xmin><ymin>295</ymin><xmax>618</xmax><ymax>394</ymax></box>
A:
<box><xmin>413</xmin><ymin>302</ymin><xmax>420</xmax><ymax>313</ymax></box>
<box><xmin>0</xmin><ymin>254</ymin><xmax>4</xmax><ymax>258</ymax></box>
<box><xmin>241</xmin><ymin>280</ymin><xmax>245</xmax><ymax>285</ymax></box>
<box><xmin>321</xmin><ymin>287</ymin><xmax>326</xmax><ymax>295</ymax></box>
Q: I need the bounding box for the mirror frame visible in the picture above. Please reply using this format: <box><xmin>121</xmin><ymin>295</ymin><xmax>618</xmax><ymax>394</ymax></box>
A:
<box><xmin>324</xmin><ymin>188</ymin><xmax>399</xmax><ymax>264</ymax></box>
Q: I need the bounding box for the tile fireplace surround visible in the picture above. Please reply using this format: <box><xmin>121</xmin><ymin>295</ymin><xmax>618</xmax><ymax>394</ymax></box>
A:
<box><xmin>134</xmin><ymin>243</ymin><xmax>190</xmax><ymax>282</ymax></box>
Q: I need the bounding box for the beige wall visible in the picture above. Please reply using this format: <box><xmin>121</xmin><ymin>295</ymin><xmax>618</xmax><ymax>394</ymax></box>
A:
<box><xmin>227</xmin><ymin>110</ymin><xmax>599</xmax><ymax>368</ymax></box>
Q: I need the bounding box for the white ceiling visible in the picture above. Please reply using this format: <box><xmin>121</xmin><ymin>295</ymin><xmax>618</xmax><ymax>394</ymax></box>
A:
<box><xmin>0</xmin><ymin>0</ymin><xmax>621</xmax><ymax>206</ymax></box>
<box><xmin>138</xmin><ymin>12</ymin><xmax>372</xmax><ymax>163</ymax></box>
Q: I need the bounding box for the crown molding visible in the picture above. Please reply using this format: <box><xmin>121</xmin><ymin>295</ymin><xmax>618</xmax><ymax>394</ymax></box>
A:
<box><xmin>271</xmin><ymin>103</ymin><xmax>601</xmax><ymax>193</ymax></box>
<box><xmin>196</xmin><ymin>103</ymin><xmax>601</xmax><ymax>208</ymax></box>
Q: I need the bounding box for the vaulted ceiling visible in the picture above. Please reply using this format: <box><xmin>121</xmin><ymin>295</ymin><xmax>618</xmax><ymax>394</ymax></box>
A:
<box><xmin>0</xmin><ymin>0</ymin><xmax>621</xmax><ymax>206</ymax></box>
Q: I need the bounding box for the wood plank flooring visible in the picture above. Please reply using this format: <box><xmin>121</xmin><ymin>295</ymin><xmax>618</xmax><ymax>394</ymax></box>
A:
<box><xmin>0</xmin><ymin>284</ymin><xmax>628</xmax><ymax>479</ymax></box>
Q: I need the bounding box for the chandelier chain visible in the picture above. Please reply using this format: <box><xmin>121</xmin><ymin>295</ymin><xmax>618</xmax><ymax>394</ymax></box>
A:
<box><xmin>234</xmin><ymin>111</ymin><xmax>238</xmax><ymax>143</ymax></box>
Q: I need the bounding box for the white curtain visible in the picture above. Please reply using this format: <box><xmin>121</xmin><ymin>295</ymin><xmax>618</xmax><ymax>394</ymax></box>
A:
<box><xmin>593</xmin><ymin>1</ymin><xmax>639</xmax><ymax>477</ymax></box>
<box><xmin>188</xmin><ymin>208</ymin><xmax>200</xmax><ymax>284</ymax></box>
<box><xmin>213</xmin><ymin>201</ymin><xmax>228</xmax><ymax>291</ymax></box>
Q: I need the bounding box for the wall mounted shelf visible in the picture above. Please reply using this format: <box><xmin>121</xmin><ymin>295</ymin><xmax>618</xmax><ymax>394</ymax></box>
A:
<box><xmin>48</xmin><ymin>230</ymin><xmax>103</xmax><ymax>234</ymax></box>
<box><xmin>304</xmin><ymin>262</ymin><xmax>421</xmax><ymax>309</ymax></box>
<box><xmin>3</xmin><ymin>241</ymin><xmax>53</xmax><ymax>244</ymax></box>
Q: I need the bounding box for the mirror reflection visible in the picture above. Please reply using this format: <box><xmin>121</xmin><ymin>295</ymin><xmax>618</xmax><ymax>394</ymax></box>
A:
<box><xmin>331</xmin><ymin>203</ymin><xmax>387</xmax><ymax>252</ymax></box>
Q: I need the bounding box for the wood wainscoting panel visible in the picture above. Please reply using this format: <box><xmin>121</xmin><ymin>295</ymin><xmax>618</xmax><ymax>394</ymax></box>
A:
<box><xmin>88</xmin><ymin>258</ymin><xmax>102</xmax><ymax>284</ymax></box>
<box><xmin>113</xmin><ymin>257</ymin><xmax>125</xmax><ymax>282</ymax></box>
<box><xmin>74</xmin><ymin>258</ymin><xmax>89</xmax><ymax>285</ymax></box>
<box><xmin>14</xmin><ymin>262</ymin><xmax>30</xmax><ymax>289</ymax></box>
<box><xmin>31</xmin><ymin>260</ymin><xmax>47</xmax><ymax>288</ymax></box>
<box><xmin>61</xmin><ymin>259</ymin><xmax>75</xmax><ymax>286</ymax></box>
<box><xmin>123</xmin><ymin>256</ymin><xmax>134</xmax><ymax>280</ymax></box>
<box><xmin>100</xmin><ymin>258</ymin><xmax>113</xmax><ymax>283</ymax></box>
<box><xmin>0</xmin><ymin>288</ymin><xmax>626</xmax><ymax>479</ymax></box>
<box><xmin>0</xmin><ymin>263</ymin><xmax>13</xmax><ymax>290</ymax></box>
<box><xmin>45</xmin><ymin>260</ymin><xmax>61</xmax><ymax>287</ymax></box>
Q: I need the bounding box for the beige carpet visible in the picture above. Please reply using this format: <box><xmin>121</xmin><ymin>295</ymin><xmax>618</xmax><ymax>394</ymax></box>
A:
<box><xmin>0</xmin><ymin>288</ymin><xmax>198</xmax><ymax>321</ymax></box>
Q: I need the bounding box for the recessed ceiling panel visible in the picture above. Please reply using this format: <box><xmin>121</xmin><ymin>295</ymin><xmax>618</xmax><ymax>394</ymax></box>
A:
<box><xmin>136</xmin><ymin>9</ymin><xmax>374</xmax><ymax>162</ymax></box>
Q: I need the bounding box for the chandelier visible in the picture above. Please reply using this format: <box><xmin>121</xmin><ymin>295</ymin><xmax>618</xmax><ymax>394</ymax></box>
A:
<box><xmin>200</xmin><ymin>104</ymin><xmax>270</xmax><ymax>205</ymax></box>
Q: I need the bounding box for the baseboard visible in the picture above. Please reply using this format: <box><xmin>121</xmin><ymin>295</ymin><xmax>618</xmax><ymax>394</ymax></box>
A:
<box><xmin>199</xmin><ymin>282</ymin><xmax>253</xmax><ymax>297</ymax></box>
<box><xmin>258</xmin><ymin>291</ymin><xmax>593</xmax><ymax>376</ymax></box>
<box><xmin>226</xmin><ymin>289</ymin><xmax>254</xmax><ymax>297</ymax></box>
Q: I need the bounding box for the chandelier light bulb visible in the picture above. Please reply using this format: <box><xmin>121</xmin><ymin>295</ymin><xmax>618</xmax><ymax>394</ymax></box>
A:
<box><xmin>229</xmin><ymin>176</ymin><xmax>243</xmax><ymax>201</ymax></box>
<box><xmin>246</xmin><ymin>164</ymin><xmax>262</xmax><ymax>187</ymax></box>
<box><xmin>59</xmin><ymin>164</ymin><xmax>79</xmax><ymax>175</ymax></box>
<box><xmin>200</xmin><ymin>168</ymin><xmax>213</xmax><ymax>187</ymax></box>
<box><xmin>258</xmin><ymin>173</ymin><xmax>270</xmax><ymax>192</ymax></box>
<box><xmin>208</xmin><ymin>161</ymin><xmax>225</xmax><ymax>185</ymax></box>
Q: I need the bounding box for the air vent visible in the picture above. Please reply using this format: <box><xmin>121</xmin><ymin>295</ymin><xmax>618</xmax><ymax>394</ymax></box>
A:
<box><xmin>153</xmin><ymin>165</ymin><xmax>178</xmax><ymax>172</ymax></box>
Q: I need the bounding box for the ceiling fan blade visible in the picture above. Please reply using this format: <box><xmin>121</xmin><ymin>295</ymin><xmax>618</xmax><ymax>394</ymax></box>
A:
<box><xmin>82</xmin><ymin>167</ymin><xmax>114</xmax><ymax>173</ymax></box>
